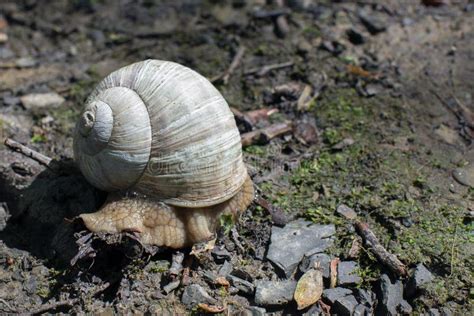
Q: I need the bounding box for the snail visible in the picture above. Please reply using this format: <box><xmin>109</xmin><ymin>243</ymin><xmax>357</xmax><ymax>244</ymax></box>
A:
<box><xmin>73</xmin><ymin>60</ymin><xmax>254</xmax><ymax>248</ymax></box>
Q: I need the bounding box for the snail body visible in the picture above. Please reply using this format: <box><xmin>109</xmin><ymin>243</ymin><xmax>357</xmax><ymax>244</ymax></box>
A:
<box><xmin>74</xmin><ymin>60</ymin><xmax>254</xmax><ymax>248</ymax></box>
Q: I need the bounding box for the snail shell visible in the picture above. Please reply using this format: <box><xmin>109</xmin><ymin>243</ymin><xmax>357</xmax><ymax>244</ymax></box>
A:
<box><xmin>73</xmin><ymin>60</ymin><xmax>247</xmax><ymax>208</ymax></box>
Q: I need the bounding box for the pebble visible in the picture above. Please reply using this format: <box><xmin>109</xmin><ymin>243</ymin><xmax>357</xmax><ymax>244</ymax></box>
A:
<box><xmin>355</xmin><ymin>288</ymin><xmax>375</xmax><ymax>308</ymax></box>
<box><xmin>358</xmin><ymin>10</ymin><xmax>387</xmax><ymax>34</ymax></box>
<box><xmin>300</xmin><ymin>253</ymin><xmax>331</xmax><ymax>278</ymax></box>
<box><xmin>228</xmin><ymin>275</ymin><xmax>254</xmax><ymax>295</ymax></box>
<box><xmin>322</xmin><ymin>287</ymin><xmax>352</xmax><ymax>305</ymax></box>
<box><xmin>20</xmin><ymin>92</ymin><xmax>65</xmax><ymax>112</ymax></box>
<box><xmin>0</xmin><ymin>204</ymin><xmax>10</xmax><ymax>230</ymax></box>
<box><xmin>218</xmin><ymin>260</ymin><xmax>233</xmax><ymax>277</ymax></box>
<box><xmin>337</xmin><ymin>261</ymin><xmax>361</xmax><ymax>285</ymax></box>
<box><xmin>267</xmin><ymin>219</ymin><xmax>335</xmax><ymax>277</ymax></box>
<box><xmin>377</xmin><ymin>274</ymin><xmax>403</xmax><ymax>316</ymax></box>
<box><xmin>346</xmin><ymin>27</ymin><xmax>366</xmax><ymax>45</ymax></box>
<box><xmin>336</xmin><ymin>204</ymin><xmax>357</xmax><ymax>220</ymax></box>
<box><xmin>399</xmin><ymin>299</ymin><xmax>413</xmax><ymax>314</ymax></box>
<box><xmin>0</xmin><ymin>33</ymin><xmax>7</xmax><ymax>43</ymax></box>
<box><xmin>211</xmin><ymin>245</ymin><xmax>231</xmax><ymax>263</ymax></box>
<box><xmin>244</xmin><ymin>306</ymin><xmax>267</xmax><ymax>316</ymax></box>
<box><xmin>333</xmin><ymin>294</ymin><xmax>359</xmax><ymax>316</ymax></box>
<box><xmin>406</xmin><ymin>263</ymin><xmax>435</xmax><ymax>297</ymax></box>
<box><xmin>452</xmin><ymin>166</ymin><xmax>474</xmax><ymax>187</ymax></box>
<box><xmin>15</xmin><ymin>57</ymin><xmax>37</xmax><ymax>68</ymax></box>
<box><xmin>181</xmin><ymin>284</ymin><xmax>217</xmax><ymax>307</ymax></box>
<box><xmin>254</xmin><ymin>280</ymin><xmax>297</xmax><ymax>306</ymax></box>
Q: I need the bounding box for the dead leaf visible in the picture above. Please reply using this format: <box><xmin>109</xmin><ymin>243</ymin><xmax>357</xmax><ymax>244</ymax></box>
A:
<box><xmin>346</xmin><ymin>64</ymin><xmax>377</xmax><ymax>79</ymax></box>
<box><xmin>214</xmin><ymin>276</ymin><xmax>230</xmax><ymax>288</ymax></box>
<box><xmin>190</xmin><ymin>238</ymin><xmax>216</xmax><ymax>256</ymax></box>
<box><xmin>198</xmin><ymin>303</ymin><xmax>225</xmax><ymax>313</ymax></box>
<box><xmin>294</xmin><ymin>262</ymin><xmax>324</xmax><ymax>310</ymax></box>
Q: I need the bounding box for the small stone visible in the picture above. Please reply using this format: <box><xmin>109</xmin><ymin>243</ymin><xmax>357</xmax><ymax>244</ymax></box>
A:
<box><xmin>401</xmin><ymin>217</ymin><xmax>413</xmax><ymax>227</ymax></box>
<box><xmin>364</xmin><ymin>84</ymin><xmax>381</xmax><ymax>97</ymax></box>
<box><xmin>0</xmin><ymin>32</ymin><xmax>7</xmax><ymax>43</ymax></box>
<box><xmin>334</xmin><ymin>295</ymin><xmax>358</xmax><ymax>316</ymax></box>
<box><xmin>376</xmin><ymin>274</ymin><xmax>403</xmax><ymax>316</ymax></box>
<box><xmin>228</xmin><ymin>275</ymin><xmax>254</xmax><ymax>295</ymax></box>
<box><xmin>429</xmin><ymin>308</ymin><xmax>441</xmax><ymax>316</ymax></box>
<box><xmin>300</xmin><ymin>253</ymin><xmax>331</xmax><ymax>278</ymax></box>
<box><xmin>452</xmin><ymin>166</ymin><xmax>474</xmax><ymax>187</ymax></box>
<box><xmin>218</xmin><ymin>260</ymin><xmax>233</xmax><ymax>277</ymax></box>
<box><xmin>398</xmin><ymin>300</ymin><xmax>413</xmax><ymax>314</ymax></box>
<box><xmin>15</xmin><ymin>57</ymin><xmax>37</xmax><ymax>68</ymax></box>
<box><xmin>358</xmin><ymin>10</ymin><xmax>387</xmax><ymax>34</ymax></box>
<box><xmin>336</xmin><ymin>204</ymin><xmax>357</xmax><ymax>220</ymax></box>
<box><xmin>254</xmin><ymin>280</ymin><xmax>297</xmax><ymax>306</ymax></box>
<box><xmin>337</xmin><ymin>261</ymin><xmax>361</xmax><ymax>285</ymax></box>
<box><xmin>3</xmin><ymin>95</ymin><xmax>20</xmax><ymax>106</ymax></box>
<box><xmin>181</xmin><ymin>284</ymin><xmax>217</xmax><ymax>307</ymax></box>
<box><xmin>245</xmin><ymin>306</ymin><xmax>266</xmax><ymax>316</ymax></box>
<box><xmin>211</xmin><ymin>245</ymin><xmax>231</xmax><ymax>263</ymax></box>
<box><xmin>303</xmin><ymin>303</ymin><xmax>323</xmax><ymax>316</ymax></box>
<box><xmin>332</xmin><ymin>138</ymin><xmax>355</xmax><ymax>150</ymax></box>
<box><xmin>353</xmin><ymin>304</ymin><xmax>367</xmax><ymax>316</ymax></box>
<box><xmin>346</xmin><ymin>28</ymin><xmax>366</xmax><ymax>45</ymax></box>
<box><xmin>355</xmin><ymin>288</ymin><xmax>375</xmax><ymax>308</ymax></box>
<box><xmin>322</xmin><ymin>287</ymin><xmax>352</xmax><ymax>305</ymax></box>
<box><xmin>0</xmin><ymin>204</ymin><xmax>10</xmax><ymax>230</ymax></box>
<box><xmin>267</xmin><ymin>219</ymin><xmax>335</xmax><ymax>278</ymax></box>
<box><xmin>20</xmin><ymin>92</ymin><xmax>65</xmax><ymax>112</ymax></box>
<box><xmin>406</xmin><ymin>263</ymin><xmax>435</xmax><ymax>297</ymax></box>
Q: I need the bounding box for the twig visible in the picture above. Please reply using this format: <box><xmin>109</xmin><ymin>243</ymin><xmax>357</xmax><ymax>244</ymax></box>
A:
<box><xmin>354</xmin><ymin>221</ymin><xmax>407</xmax><ymax>277</ymax></box>
<box><xmin>255</xmin><ymin>197</ymin><xmax>289</xmax><ymax>226</ymax></box>
<box><xmin>211</xmin><ymin>45</ymin><xmax>246</xmax><ymax>85</ymax></box>
<box><xmin>241</xmin><ymin>121</ymin><xmax>292</xmax><ymax>147</ymax></box>
<box><xmin>244</xmin><ymin>108</ymin><xmax>279</xmax><ymax>125</ymax></box>
<box><xmin>4</xmin><ymin>138</ymin><xmax>53</xmax><ymax>167</ymax></box>
<box><xmin>244</xmin><ymin>61</ymin><xmax>294</xmax><ymax>77</ymax></box>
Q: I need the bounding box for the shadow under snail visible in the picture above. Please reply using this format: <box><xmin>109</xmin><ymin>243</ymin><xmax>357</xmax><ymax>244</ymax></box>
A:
<box><xmin>73</xmin><ymin>60</ymin><xmax>254</xmax><ymax>248</ymax></box>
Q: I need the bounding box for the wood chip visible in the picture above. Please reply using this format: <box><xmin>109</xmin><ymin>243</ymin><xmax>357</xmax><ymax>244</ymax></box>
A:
<box><xmin>198</xmin><ymin>303</ymin><xmax>225</xmax><ymax>313</ymax></box>
<box><xmin>329</xmin><ymin>258</ymin><xmax>340</xmax><ymax>288</ymax></box>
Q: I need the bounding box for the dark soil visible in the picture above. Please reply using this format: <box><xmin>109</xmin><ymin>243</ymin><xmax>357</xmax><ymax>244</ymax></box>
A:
<box><xmin>0</xmin><ymin>0</ymin><xmax>472</xmax><ymax>314</ymax></box>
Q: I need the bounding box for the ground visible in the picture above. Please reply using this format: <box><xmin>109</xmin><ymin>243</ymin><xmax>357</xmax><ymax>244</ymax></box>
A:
<box><xmin>0</xmin><ymin>0</ymin><xmax>473</xmax><ymax>314</ymax></box>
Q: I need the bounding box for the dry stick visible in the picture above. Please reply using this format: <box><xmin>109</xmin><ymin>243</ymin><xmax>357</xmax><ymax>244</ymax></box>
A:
<box><xmin>244</xmin><ymin>108</ymin><xmax>279</xmax><ymax>125</ymax></box>
<box><xmin>211</xmin><ymin>45</ymin><xmax>246</xmax><ymax>85</ymax></box>
<box><xmin>244</xmin><ymin>61</ymin><xmax>294</xmax><ymax>77</ymax></box>
<box><xmin>255</xmin><ymin>196</ymin><xmax>289</xmax><ymax>226</ymax></box>
<box><xmin>241</xmin><ymin>122</ymin><xmax>292</xmax><ymax>147</ymax></box>
<box><xmin>354</xmin><ymin>221</ymin><xmax>407</xmax><ymax>277</ymax></box>
<box><xmin>4</xmin><ymin>138</ymin><xmax>53</xmax><ymax>167</ymax></box>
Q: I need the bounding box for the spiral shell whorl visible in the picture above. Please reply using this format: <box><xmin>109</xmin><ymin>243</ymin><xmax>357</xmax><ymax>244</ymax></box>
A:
<box><xmin>74</xmin><ymin>60</ymin><xmax>247</xmax><ymax>208</ymax></box>
<box><xmin>73</xmin><ymin>86</ymin><xmax>152</xmax><ymax>192</ymax></box>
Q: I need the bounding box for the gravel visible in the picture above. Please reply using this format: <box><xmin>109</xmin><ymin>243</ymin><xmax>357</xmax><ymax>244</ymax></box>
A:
<box><xmin>254</xmin><ymin>280</ymin><xmax>297</xmax><ymax>306</ymax></box>
<box><xmin>266</xmin><ymin>219</ymin><xmax>335</xmax><ymax>277</ymax></box>
<box><xmin>337</xmin><ymin>261</ymin><xmax>361</xmax><ymax>285</ymax></box>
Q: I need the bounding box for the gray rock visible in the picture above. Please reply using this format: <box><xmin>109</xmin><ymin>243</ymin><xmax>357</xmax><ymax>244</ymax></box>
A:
<box><xmin>322</xmin><ymin>288</ymin><xmax>352</xmax><ymax>305</ymax></box>
<box><xmin>303</xmin><ymin>303</ymin><xmax>323</xmax><ymax>315</ymax></box>
<box><xmin>406</xmin><ymin>263</ymin><xmax>435</xmax><ymax>297</ymax></box>
<box><xmin>244</xmin><ymin>306</ymin><xmax>267</xmax><ymax>316</ymax></box>
<box><xmin>399</xmin><ymin>299</ymin><xmax>413</xmax><ymax>314</ymax></box>
<box><xmin>20</xmin><ymin>92</ymin><xmax>65</xmax><ymax>112</ymax></box>
<box><xmin>377</xmin><ymin>274</ymin><xmax>403</xmax><ymax>316</ymax></box>
<box><xmin>346</xmin><ymin>28</ymin><xmax>366</xmax><ymax>45</ymax></box>
<box><xmin>358</xmin><ymin>10</ymin><xmax>387</xmax><ymax>34</ymax></box>
<box><xmin>267</xmin><ymin>219</ymin><xmax>335</xmax><ymax>277</ymax></box>
<box><xmin>334</xmin><ymin>295</ymin><xmax>358</xmax><ymax>316</ymax></box>
<box><xmin>0</xmin><ymin>204</ymin><xmax>10</xmax><ymax>230</ymax></box>
<box><xmin>15</xmin><ymin>57</ymin><xmax>37</xmax><ymax>68</ymax></box>
<box><xmin>337</xmin><ymin>261</ymin><xmax>361</xmax><ymax>285</ymax></box>
<box><xmin>228</xmin><ymin>275</ymin><xmax>254</xmax><ymax>295</ymax></box>
<box><xmin>355</xmin><ymin>288</ymin><xmax>375</xmax><ymax>308</ymax></box>
<box><xmin>300</xmin><ymin>253</ymin><xmax>331</xmax><ymax>278</ymax></box>
<box><xmin>336</xmin><ymin>204</ymin><xmax>358</xmax><ymax>219</ymax></box>
<box><xmin>218</xmin><ymin>260</ymin><xmax>233</xmax><ymax>277</ymax></box>
<box><xmin>429</xmin><ymin>308</ymin><xmax>441</xmax><ymax>316</ymax></box>
<box><xmin>212</xmin><ymin>245</ymin><xmax>231</xmax><ymax>262</ymax></box>
<box><xmin>452</xmin><ymin>166</ymin><xmax>474</xmax><ymax>187</ymax></box>
<box><xmin>181</xmin><ymin>284</ymin><xmax>217</xmax><ymax>307</ymax></box>
<box><xmin>353</xmin><ymin>304</ymin><xmax>367</xmax><ymax>316</ymax></box>
<box><xmin>254</xmin><ymin>280</ymin><xmax>297</xmax><ymax>306</ymax></box>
